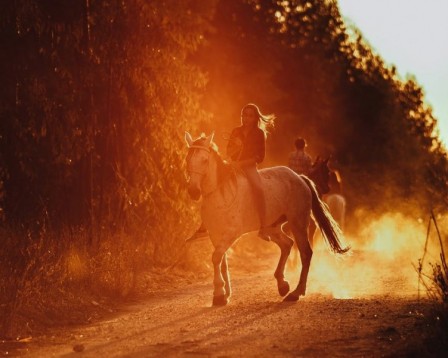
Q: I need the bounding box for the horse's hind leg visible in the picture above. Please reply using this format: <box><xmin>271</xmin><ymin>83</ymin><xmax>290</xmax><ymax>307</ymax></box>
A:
<box><xmin>308</xmin><ymin>219</ymin><xmax>317</xmax><ymax>248</ymax></box>
<box><xmin>288</xmin><ymin>218</ymin><xmax>316</xmax><ymax>270</ymax></box>
<box><xmin>283</xmin><ymin>222</ymin><xmax>298</xmax><ymax>271</ymax></box>
<box><xmin>284</xmin><ymin>221</ymin><xmax>313</xmax><ymax>302</ymax></box>
<box><xmin>271</xmin><ymin>232</ymin><xmax>294</xmax><ymax>296</ymax></box>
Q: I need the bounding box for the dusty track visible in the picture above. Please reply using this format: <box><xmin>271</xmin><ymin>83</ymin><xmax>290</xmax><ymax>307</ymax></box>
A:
<box><xmin>4</xmin><ymin>244</ymin><xmax>443</xmax><ymax>357</ymax></box>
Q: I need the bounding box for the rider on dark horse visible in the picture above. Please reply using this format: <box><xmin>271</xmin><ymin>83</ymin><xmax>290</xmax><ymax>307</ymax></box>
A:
<box><xmin>288</xmin><ymin>137</ymin><xmax>312</xmax><ymax>177</ymax></box>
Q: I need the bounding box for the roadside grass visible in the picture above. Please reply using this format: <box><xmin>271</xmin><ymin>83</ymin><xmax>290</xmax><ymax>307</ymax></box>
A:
<box><xmin>416</xmin><ymin>212</ymin><xmax>448</xmax><ymax>355</ymax></box>
<box><xmin>0</xmin><ymin>223</ymin><xmax>206</xmax><ymax>339</ymax></box>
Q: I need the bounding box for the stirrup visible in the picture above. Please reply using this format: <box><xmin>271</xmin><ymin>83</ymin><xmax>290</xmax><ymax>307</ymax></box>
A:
<box><xmin>258</xmin><ymin>227</ymin><xmax>273</xmax><ymax>242</ymax></box>
<box><xmin>186</xmin><ymin>229</ymin><xmax>209</xmax><ymax>242</ymax></box>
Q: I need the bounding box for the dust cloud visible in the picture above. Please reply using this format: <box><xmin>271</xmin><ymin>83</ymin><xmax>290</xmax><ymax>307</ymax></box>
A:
<box><xmin>284</xmin><ymin>211</ymin><xmax>446</xmax><ymax>299</ymax></box>
<box><xmin>185</xmin><ymin>209</ymin><xmax>447</xmax><ymax>301</ymax></box>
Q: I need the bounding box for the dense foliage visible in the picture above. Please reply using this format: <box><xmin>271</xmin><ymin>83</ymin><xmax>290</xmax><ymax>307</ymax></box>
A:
<box><xmin>0</xmin><ymin>0</ymin><xmax>219</xmax><ymax>336</ymax></box>
<box><xmin>0</xmin><ymin>0</ymin><xmax>215</xmax><ymax>242</ymax></box>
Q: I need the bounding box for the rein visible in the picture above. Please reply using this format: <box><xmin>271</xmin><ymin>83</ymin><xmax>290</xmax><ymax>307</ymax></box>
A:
<box><xmin>203</xmin><ymin>163</ymin><xmax>238</xmax><ymax>205</ymax></box>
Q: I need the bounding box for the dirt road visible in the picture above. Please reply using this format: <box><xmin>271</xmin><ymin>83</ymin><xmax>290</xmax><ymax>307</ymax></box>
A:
<box><xmin>5</xmin><ymin>244</ymin><xmax>444</xmax><ymax>357</ymax></box>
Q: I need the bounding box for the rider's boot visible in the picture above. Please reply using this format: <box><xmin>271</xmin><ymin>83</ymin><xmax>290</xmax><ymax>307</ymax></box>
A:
<box><xmin>187</xmin><ymin>225</ymin><xmax>209</xmax><ymax>242</ymax></box>
<box><xmin>258</xmin><ymin>227</ymin><xmax>273</xmax><ymax>242</ymax></box>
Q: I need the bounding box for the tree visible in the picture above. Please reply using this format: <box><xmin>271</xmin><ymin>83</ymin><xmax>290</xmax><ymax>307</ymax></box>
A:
<box><xmin>0</xmin><ymin>0</ymin><xmax>217</xmax><ymax>251</ymax></box>
<box><xmin>194</xmin><ymin>0</ymin><xmax>448</xmax><ymax>215</ymax></box>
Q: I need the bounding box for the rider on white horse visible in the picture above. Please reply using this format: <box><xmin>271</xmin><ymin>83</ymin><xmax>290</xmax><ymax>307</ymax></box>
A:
<box><xmin>185</xmin><ymin>132</ymin><xmax>350</xmax><ymax>305</ymax></box>
<box><xmin>188</xmin><ymin>103</ymin><xmax>275</xmax><ymax>242</ymax></box>
<box><xmin>227</xmin><ymin>103</ymin><xmax>276</xmax><ymax>241</ymax></box>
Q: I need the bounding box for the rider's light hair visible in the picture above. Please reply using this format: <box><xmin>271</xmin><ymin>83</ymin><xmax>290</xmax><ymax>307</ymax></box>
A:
<box><xmin>241</xmin><ymin>103</ymin><xmax>275</xmax><ymax>135</ymax></box>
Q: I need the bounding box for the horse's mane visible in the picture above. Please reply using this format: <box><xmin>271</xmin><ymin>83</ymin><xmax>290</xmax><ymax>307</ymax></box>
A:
<box><xmin>191</xmin><ymin>137</ymin><xmax>236</xmax><ymax>187</ymax></box>
<box><xmin>214</xmin><ymin>149</ymin><xmax>236</xmax><ymax>187</ymax></box>
<box><xmin>308</xmin><ymin>158</ymin><xmax>331</xmax><ymax>196</ymax></box>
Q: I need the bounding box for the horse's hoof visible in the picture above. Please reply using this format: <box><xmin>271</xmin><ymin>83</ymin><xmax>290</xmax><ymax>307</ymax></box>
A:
<box><xmin>277</xmin><ymin>281</ymin><xmax>290</xmax><ymax>297</ymax></box>
<box><xmin>297</xmin><ymin>284</ymin><xmax>306</xmax><ymax>296</ymax></box>
<box><xmin>283</xmin><ymin>293</ymin><xmax>299</xmax><ymax>302</ymax></box>
<box><xmin>212</xmin><ymin>295</ymin><xmax>228</xmax><ymax>306</ymax></box>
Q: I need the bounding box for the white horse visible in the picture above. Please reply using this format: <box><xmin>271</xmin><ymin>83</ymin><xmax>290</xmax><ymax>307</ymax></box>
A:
<box><xmin>324</xmin><ymin>194</ymin><xmax>346</xmax><ymax>230</ymax></box>
<box><xmin>185</xmin><ymin>132</ymin><xmax>349</xmax><ymax>305</ymax></box>
<box><xmin>324</xmin><ymin>170</ymin><xmax>346</xmax><ymax>230</ymax></box>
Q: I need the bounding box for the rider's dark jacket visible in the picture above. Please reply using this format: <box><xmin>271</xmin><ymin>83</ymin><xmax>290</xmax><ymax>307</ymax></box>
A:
<box><xmin>226</xmin><ymin>125</ymin><xmax>266</xmax><ymax>164</ymax></box>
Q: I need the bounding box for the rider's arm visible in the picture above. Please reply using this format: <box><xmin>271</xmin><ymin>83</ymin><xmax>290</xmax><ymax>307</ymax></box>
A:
<box><xmin>234</xmin><ymin>129</ymin><xmax>265</xmax><ymax>168</ymax></box>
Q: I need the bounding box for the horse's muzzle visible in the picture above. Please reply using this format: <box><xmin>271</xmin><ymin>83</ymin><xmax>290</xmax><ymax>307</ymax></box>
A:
<box><xmin>188</xmin><ymin>185</ymin><xmax>201</xmax><ymax>201</ymax></box>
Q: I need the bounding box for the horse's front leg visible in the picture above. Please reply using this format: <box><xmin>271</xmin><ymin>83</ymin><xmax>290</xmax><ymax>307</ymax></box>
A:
<box><xmin>212</xmin><ymin>244</ymin><xmax>230</xmax><ymax>306</ymax></box>
<box><xmin>221</xmin><ymin>253</ymin><xmax>231</xmax><ymax>300</ymax></box>
<box><xmin>271</xmin><ymin>232</ymin><xmax>294</xmax><ymax>297</ymax></box>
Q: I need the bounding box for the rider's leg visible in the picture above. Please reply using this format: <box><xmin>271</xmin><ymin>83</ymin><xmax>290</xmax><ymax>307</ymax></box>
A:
<box><xmin>242</xmin><ymin>165</ymin><xmax>271</xmax><ymax>241</ymax></box>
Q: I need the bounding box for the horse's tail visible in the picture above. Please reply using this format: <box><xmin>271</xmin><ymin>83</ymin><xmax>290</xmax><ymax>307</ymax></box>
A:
<box><xmin>301</xmin><ymin>176</ymin><xmax>350</xmax><ymax>254</ymax></box>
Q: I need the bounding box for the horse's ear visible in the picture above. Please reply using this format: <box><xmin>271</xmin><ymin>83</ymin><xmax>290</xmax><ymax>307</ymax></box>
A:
<box><xmin>204</xmin><ymin>132</ymin><xmax>214</xmax><ymax>147</ymax></box>
<box><xmin>185</xmin><ymin>131</ymin><xmax>194</xmax><ymax>148</ymax></box>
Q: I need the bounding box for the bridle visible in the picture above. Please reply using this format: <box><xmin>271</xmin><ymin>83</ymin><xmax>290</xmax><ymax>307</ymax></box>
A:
<box><xmin>186</xmin><ymin>144</ymin><xmax>237</xmax><ymax>203</ymax></box>
<box><xmin>186</xmin><ymin>144</ymin><xmax>211</xmax><ymax>181</ymax></box>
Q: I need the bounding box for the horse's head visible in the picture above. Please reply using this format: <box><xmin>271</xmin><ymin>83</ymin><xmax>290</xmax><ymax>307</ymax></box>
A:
<box><xmin>309</xmin><ymin>157</ymin><xmax>331</xmax><ymax>196</ymax></box>
<box><xmin>185</xmin><ymin>131</ymin><xmax>214</xmax><ymax>201</ymax></box>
